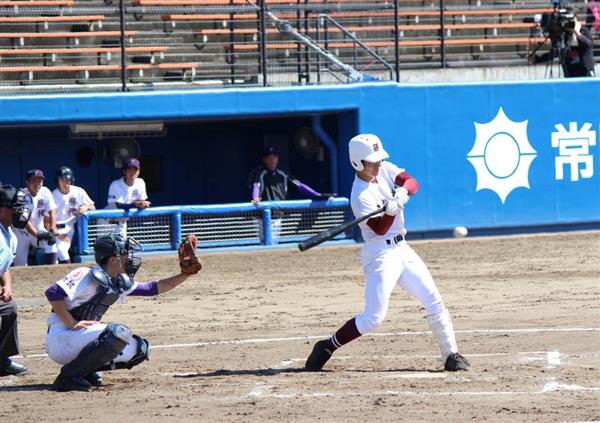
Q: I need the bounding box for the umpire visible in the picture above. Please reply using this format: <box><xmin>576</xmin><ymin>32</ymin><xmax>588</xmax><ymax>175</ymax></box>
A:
<box><xmin>0</xmin><ymin>183</ymin><xmax>32</xmax><ymax>376</ymax></box>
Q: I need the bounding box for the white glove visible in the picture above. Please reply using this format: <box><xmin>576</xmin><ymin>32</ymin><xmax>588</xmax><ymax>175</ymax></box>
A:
<box><xmin>394</xmin><ymin>187</ymin><xmax>410</xmax><ymax>207</ymax></box>
<box><xmin>385</xmin><ymin>199</ymin><xmax>400</xmax><ymax>216</ymax></box>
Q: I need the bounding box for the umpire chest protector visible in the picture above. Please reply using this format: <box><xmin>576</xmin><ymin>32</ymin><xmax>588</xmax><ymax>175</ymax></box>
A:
<box><xmin>70</xmin><ymin>266</ymin><xmax>134</xmax><ymax>321</ymax></box>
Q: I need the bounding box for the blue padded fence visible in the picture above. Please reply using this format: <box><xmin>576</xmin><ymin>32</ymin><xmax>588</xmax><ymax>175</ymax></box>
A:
<box><xmin>75</xmin><ymin>198</ymin><xmax>352</xmax><ymax>258</ymax></box>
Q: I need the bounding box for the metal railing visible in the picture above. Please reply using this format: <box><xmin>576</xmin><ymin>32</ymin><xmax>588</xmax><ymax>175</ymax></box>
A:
<box><xmin>74</xmin><ymin>198</ymin><xmax>353</xmax><ymax>258</ymax></box>
<box><xmin>316</xmin><ymin>13</ymin><xmax>394</xmax><ymax>82</ymax></box>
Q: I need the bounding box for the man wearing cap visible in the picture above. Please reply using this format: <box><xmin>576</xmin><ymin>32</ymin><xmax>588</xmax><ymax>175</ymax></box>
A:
<box><xmin>13</xmin><ymin>169</ymin><xmax>59</xmax><ymax>266</ymax></box>
<box><xmin>0</xmin><ymin>183</ymin><xmax>32</xmax><ymax>376</ymax></box>
<box><xmin>247</xmin><ymin>146</ymin><xmax>332</xmax><ymax>205</ymax></box>
<box><xmin>247</xmin><ymin>147</ymin><xmax>334</xmax><ymax>243</ymax></box>
<box><xmin>106</xmin><ymin>158</ymin><xmax>150</xmax><ymax>236</ymax></box>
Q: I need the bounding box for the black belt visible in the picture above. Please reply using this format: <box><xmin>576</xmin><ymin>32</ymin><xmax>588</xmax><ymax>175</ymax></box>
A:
<box><xmin>56</xmin><ymin>224</ymin><xmax>66</xmax><ymax>229</ymax></box>
<box><xmin>386</xmin><ymin>234</ymin><xmax>405</xmax><ymax>245</ymax></box>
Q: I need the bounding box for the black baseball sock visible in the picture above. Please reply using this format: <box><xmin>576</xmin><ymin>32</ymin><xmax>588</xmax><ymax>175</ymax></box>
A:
<box><xmin>325</xmin><ymin>317</ymin><xmax>362</xmax><ymax>352</ymax></box>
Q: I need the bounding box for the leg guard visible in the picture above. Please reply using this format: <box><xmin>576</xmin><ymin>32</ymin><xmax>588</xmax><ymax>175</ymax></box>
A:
<box><xmin>97</xmin><ymin>335</ymin><xmax>150</xmax><ymax>371</ymax></box>
<box><xmin>59</xmin><ymin>323</ymin><xmax>132</xmax><ymax>378</ymax></box>
<box><xmin>426</xmin><ymin>307</ymin><xmax>458</xmax><ymax>362</ymax></box>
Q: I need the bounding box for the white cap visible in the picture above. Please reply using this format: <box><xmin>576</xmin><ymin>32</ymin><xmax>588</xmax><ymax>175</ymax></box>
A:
<box><xmin>348</xmin><ymin>134</ymin><xmax>389</xmax><ymax>171</ymax></box>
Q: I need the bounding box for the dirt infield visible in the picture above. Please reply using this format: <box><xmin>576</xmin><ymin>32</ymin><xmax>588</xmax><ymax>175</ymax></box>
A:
<box><xmin>1</xmin><ymin>231</ymin><xmax>599</xmax><ymax>422</ymax></box>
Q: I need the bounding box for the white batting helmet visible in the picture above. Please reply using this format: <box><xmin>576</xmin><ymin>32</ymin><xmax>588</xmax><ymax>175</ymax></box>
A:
<box><xmin>348</xmin><ymin>134</ymin><xmax>389</xmax><ymax>171</ymax></box>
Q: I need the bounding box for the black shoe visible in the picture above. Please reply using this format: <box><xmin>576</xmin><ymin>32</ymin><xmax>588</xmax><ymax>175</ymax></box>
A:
<box><xmin>54</xmin><ymin>374</ymin><xmax>92</xmax><ymax>392</ymax></box>
<box><xmin>84</xmin><ymin>372</ymin><xmax>103</xmax><ymax>387</ymax></box>
<box><xmin>305</xmin><ymin>340</ymin><xmax>333</xmax><ymax>371</ymax></box>
<box><xmin>0</xmin><ymin>358</ymin><xmax>28</xmax><ymax>376</ymax></box>
<box><xmin>444</xmin><ymin>353</ymin><xmax>471</xmax><ymax>371</ymax></box>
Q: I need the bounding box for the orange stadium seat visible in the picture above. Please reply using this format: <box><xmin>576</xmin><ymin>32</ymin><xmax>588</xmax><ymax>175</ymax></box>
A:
<box><xmin>0</xmin><ymin>62</ymin><xmax>200</xmax><ymax>82</ymax></box>
<box><xmin>0</xmin><ymin>16</ymin><xmax>105</xmax><ymax>23</ymax></box>
<box><xmin>0</xmin><ymin>0</ymin><xmax>74</xmax><ymax>5</ymax></box>
<box><xmin>0</xmin><ymin>31</ymin><xmax>136</xmax><ymax>39</ymax></box>
<box><xmin>0</xmin><ymin>63</ymin><xmax>198</xmax><ymax>72</ymax></box>
<box><xmin>0</xmin><ymin>46</ymin><xmax>168</xmax><ymax>56</ymax></box>
<box><xmin>227</xmin><ymin>37</ymin><xmax>547</xmax><ymax>51</ymax></box>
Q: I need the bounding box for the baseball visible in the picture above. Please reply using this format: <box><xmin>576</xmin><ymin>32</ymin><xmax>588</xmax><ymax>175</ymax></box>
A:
<box><xmin>453</xmin><ymin>226</ymin><xmax>468</xmax><ymax>238</ymax></box>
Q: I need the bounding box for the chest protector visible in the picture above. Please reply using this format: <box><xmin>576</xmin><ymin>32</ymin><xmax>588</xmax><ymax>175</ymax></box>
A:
<box><xmin>70</xmin><ymin>266</ymin><xmax>134</xmax><ymax>322</ymax></box>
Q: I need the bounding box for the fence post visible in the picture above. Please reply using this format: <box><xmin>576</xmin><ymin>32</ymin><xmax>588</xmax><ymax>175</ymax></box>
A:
<box><xmin>316</xmin><ymin>15</ymin><xmax>322</xmax><ymax>83</ymax></box>
<box><xmin>172</xmin><ymin>211</ymin><xmax>182</xmax><ymax>249</ymax></box>
<box><xmin>303</xmin><ymin>1</ymin><xmax>310</xmax><ymax>84</ymax></box>
<box><xmin>76</xmin><ymin>214</ymin><xmax>89</xmax><ymax>255</ymax></box>
<box><xmin>258</xmin><ymin>0</ymin><xmax>268</xmax><ymax>86</ymax></box>
<box><xmin>262</xmin><ymin>208</ymin><xmax>273</xmax><ymax>245</ymax></box>
<box><xmin>119</xmin><ymin>0</ymin><xmax>127</xmax><ymax>91</ymax></box>
<box><xmin>440</xmin><ymin>0</ymin><xmax>446</xmax><ymax>68</ymax></box>
<box><xmin>394</xmin><ymin>0</ymin><xmax>400</xmax><ymax>81</ymax></box>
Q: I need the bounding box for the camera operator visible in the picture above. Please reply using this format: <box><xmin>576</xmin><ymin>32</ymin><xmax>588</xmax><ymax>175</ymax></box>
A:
<box><xmin>530</xmin><ymin>8</ymin><xmax>595</xmax><ymax>77</ymax></box>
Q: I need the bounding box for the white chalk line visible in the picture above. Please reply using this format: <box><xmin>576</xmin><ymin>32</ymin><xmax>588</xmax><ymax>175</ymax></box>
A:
<box><xmin>148</xmin><ymin>326</ymin><xmax>600</xmax><ymax>350</ymax></box>
<box><xmin>15</xmin><ymin>326</ymin><xmax>600</xmax><ymax>359</ymax></box>
<box><xmin>273</xmin><ymin>350</ymin><xmax>600</xmax><ymax>366</ymax></box>
<box><xmin>228</xmin><ymin>382</ymin><xmax>600</xmax><ymax>401</ymax></box>
<box><xmin>161</xmin><ymin>350</ymin><xmax>597</xmax><ymax>379</ymax></box>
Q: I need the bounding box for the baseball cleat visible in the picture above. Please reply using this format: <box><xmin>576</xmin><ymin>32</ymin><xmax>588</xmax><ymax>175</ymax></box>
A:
<box><xmin>54</xmin><ymin>374</ymin><xmax>92</xmax><ymax>392</ymax></box>
<box><xmin>444</xmin><ymin>353</ymin><xmax>471</xmax><ymax>371</ymax></box>
<box><xmin>84</xmin><ymin>372</ymin><xmax>103</xmax><ymax>387</ymax></box>
<box><xmin>305</xmin><ymin>340</ymin><xmax>333</xmax><ymax>371</ymax></box>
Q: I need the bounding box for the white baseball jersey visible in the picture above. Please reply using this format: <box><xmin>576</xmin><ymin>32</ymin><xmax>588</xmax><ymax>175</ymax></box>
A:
<box><xmin>348</xmin><ymin>161</ymin><xmax>459</xmax><ymax>362</ymax></box>
<box><xmin>23</xmin><ymin>186</ymin><xmax>57</xmax><ymax>233</ymax></box>
<box><xmin>52</xmin><ymin>185</ymin><xmax>94</xmax><ymax>224</ymax></box>
<box><xmin>350</xmin><ymin>161</ymin><xmax>406</xmax><ymax>242</ymax></box>
<box><xmin>45</xmin><ymin>267</ymin><xmax>142</xmax><ymax>365</ymax></box>
<box><xmin>46</xmin><ymin>267</ymin><xmax>138</xmax><ymax>327</ymax></box>
<box><xmin>107</xmin><ymin>177</ymin><xmax>148</xmax><ymax>207</ymax></box>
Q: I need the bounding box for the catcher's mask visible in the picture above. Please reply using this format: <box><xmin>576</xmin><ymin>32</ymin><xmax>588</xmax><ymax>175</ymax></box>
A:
<box><xmin>94</xmin><ymin>233</ymin><xmax>143</xmax><ymax>277</ymax></box>
<box><xmin>0</xmin><ymin>184</ymin><xmax>32</xmax><ymax>229</ymax></box>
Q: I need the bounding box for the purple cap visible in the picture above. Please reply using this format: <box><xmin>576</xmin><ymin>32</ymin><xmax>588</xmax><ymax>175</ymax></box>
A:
<box><xmin>262</xmin><ymin>146</ymin><xmax>278</xmax><ymax>157</ymax></box>
<box><xmin>123</xmin><ymin>158</ymin><xmax>140</xmax><ymax>169</ymax></box>
<box><xmin>26</xmin><ymin>169</ymin><xmax>45</xmax><ymax>180</ymax></box>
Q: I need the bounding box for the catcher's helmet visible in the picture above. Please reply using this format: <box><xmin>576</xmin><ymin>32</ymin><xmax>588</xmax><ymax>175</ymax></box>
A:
<box><xmin>56</xmin><ymin>166</ymin><xmax>75</xmax><ymax>184</ymax></box>
<box><xmin>348</xmin><ymin>134</ymin><xmax>389</xmax><ymax>171</ymax></box>
<box><xmin>93</xmin><ymin>233</ymin><xmax>143</xmax><ymax>276</ymax></box>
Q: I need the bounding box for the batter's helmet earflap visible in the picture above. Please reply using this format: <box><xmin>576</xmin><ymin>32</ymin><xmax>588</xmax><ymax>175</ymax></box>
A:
<box><xmin>348</xmin><ymin>134</ymin><xmax>389</xmax><ymax>171</ymax></box>
<box><xmin>55</xmin><ymin>166</ymin><xmax>75</xmax><ymax>184</ymax></box>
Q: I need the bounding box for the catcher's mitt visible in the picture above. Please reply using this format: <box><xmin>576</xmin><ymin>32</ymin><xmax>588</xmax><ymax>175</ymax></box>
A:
<box><xmin>178</xmin><ymin>234</ymin><xmax>202</xmax><ymax>275</ymax></box>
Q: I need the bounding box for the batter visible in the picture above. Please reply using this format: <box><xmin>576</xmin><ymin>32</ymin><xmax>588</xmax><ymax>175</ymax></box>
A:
<box><xmin>305</xmin><ymin>134</ymin><xmax>470</xmax><ymax>372</ymax></box>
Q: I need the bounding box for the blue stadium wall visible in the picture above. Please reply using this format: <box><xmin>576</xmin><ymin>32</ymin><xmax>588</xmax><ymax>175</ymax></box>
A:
<box><xmin>0</xmin><ymin>79</ymin><xmax>598</xmax><ymax>234</ymax></box>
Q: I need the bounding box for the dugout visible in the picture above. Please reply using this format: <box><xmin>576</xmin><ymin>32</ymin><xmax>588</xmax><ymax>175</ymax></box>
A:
<box><xmin>0</xmin><ymin>112</ymin><xmax>353</xmax><ymax>208</ymax></box>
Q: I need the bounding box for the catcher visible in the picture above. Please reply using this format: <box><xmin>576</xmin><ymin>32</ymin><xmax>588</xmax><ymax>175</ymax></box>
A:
<box><xmin>44</xmin><ymin>233</ymin><xmax>202</xmax><ymax>392</ymax></box>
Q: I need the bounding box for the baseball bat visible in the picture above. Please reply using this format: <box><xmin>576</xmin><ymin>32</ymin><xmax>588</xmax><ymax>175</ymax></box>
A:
<box><xmin>298</xmin><ymin>204</ymin><xmax>387</xmax><ymax>252</ymax></box>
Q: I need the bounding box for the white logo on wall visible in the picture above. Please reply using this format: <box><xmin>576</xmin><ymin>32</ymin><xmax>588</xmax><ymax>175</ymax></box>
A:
<box><xmin>552</xmin><ymin>122</ymin><xmax>596</xmax><ymax>181</ymax></box>
<box><xmin>467</xmin><ymin>107</ymin><xmax>537</xmax><ymax>204</ymax></box>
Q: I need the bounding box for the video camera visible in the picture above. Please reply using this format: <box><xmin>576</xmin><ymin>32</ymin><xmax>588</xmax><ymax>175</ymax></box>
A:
<box><xmin>524</xmin><ymin>0</ymin><xmax>576</xmax><ymax>46</ymax></box>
